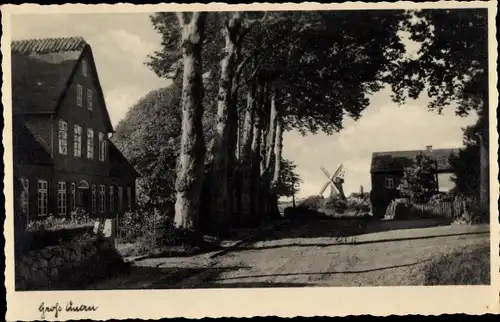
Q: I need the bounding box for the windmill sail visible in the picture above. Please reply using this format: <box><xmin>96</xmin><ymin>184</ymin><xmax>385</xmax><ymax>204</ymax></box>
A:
<box><xmin>318</xmin><ymin>164</ymin><xmax>343</xmax><ymax>196</ymax></box>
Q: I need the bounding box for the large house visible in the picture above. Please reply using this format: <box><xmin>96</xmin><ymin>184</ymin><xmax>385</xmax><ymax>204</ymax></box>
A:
<box><xmin>11</xmin><ymin>37</ymin><xmax>138</xmax><ymax>220</ymax></box>
<box><xmin>369</xmin><ymin>146</ymin><xmax>458</xmax><ymax>217</ymax></box>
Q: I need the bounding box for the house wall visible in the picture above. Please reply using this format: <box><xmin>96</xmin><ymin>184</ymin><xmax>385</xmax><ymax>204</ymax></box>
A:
<box><xmin>370</xmin><ymin>172</ymin><xmax>403</xmax><ymax>218</ymax></box>
<box><xmin>53</xmin><ymin>49</ymin><xmax>111</xmax><ymax>177</ymax></box>
<box><xmin>14</xmin><ymin>164</ymin><xmax>54</xmax><ymax>220</ymax></box>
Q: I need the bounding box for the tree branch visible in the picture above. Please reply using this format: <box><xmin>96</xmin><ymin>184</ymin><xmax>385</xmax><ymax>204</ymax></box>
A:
<box><xmin>236</xmin><ymin>55</ymin><xmax>252</xmax><ymax>78</ymax></box>
<box><xmin>176</xmin><ymin>12</ymin><xmax>186</xmax><ymax>26</ymax></box>
<box><xmin>190</xmin><ymin>12</ymin><xmax>202</xmax><ymax>26</ymax></box>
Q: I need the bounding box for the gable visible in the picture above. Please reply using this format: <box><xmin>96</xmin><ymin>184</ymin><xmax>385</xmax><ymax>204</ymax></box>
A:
<box><xmin>58</xmin><ymin>47</ymin><xmax>114</xmax><ymax>132</ymax></box>
<box><xmin>370</xmin><ymin>148</ymin><xmax>459</xmax><ymax>173</ymax></box>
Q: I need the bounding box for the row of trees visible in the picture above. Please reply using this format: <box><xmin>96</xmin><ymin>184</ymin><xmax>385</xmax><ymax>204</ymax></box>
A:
<box><xmin>113</xmin><ymin>9</ymin><xmax>489</xmax><ymax>240</ymax></box>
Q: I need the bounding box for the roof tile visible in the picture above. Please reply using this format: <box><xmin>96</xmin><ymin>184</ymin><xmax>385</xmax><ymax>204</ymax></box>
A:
<box><xmin>12</xmin><ymin>37</ymin><xmax>86</xmax><ymax>55</ymax></box>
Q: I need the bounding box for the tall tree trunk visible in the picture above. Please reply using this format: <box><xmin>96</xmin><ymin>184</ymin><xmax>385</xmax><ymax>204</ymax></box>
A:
<box><xmin>227</xmin><ymin>47</ymin><xmax>245</xmax><ymax>226</ymax></box>
<box><xmin>209</xmin><ymin>12</ymin><xmax>242</xmax><ymax>237</ymax></box>
<box><xmin>478</xmin><ymin>131</ymin><xmax>489</xmax><ymax>213</ymax></box>
<box><xmin>259</xmin><ymin>83</ymin><xmax>271</xmax><ymax>220</ymax></box>
<box><xmin>174</xmin><ymin>12</ymin><xmax>208</xmax><ymax>235</ymax></box>
<box><xmin>251</xmin><ymin>81</ymin><xmax>265</xmax><ymax>226</ymax></box>
<box><xmin>271</xmin><ymin>115</ymin><xmax>283</xmax><ymax>188</ymax></box>
<box><xmin>240</xmin><ymin>79</ymin><xmax>256</xmax><ymax>224</ymax></box>
<box><xmin>268</xmin><ymin>110</ymin><xmax>283</xmax><ymax>220</ymax></box>
<box><xmin>265</xmin><ymin>90</ymin><xmax>278</xmax><ymax>179</ymax></box>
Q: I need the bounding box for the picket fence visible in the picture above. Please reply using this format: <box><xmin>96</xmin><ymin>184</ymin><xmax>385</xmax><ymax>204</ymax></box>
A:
<box><xmin>410</xmin><ymin>199</ymin><xmax>474</xmax><ymax>218</ymax></box>
<box><xmin>385</xmin><ymin>196</ymin><xmax>476</xmax><ymax>220</ymax></box>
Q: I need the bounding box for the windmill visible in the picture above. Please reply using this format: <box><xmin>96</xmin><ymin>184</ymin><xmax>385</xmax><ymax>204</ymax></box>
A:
<box><xmin>318</xmin><ymin>164</ymin><xmax>346</xmax><ymax>199</ymax></box>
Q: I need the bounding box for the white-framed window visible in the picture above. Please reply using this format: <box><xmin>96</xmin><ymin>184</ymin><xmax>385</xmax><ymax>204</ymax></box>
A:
<box><xmin>37</xmin><ymin>180</ymin><xmax>48</xmax><ymax>216</ymax></box>
<box><xmin>20</xmin><ymin>178</ymin><xmax>29</xmax><ymax>215</ymax></box>
<box><xmin>127</xmin><ymin>186</ymin><xmax>132</xmax><ymax>210</ymax></box>
<box><xmin>73</xmin><ymin>125</ymin><xmax>82</xmax><ymax>157</ymax></box>
<box><xmin>98</xmin><ymin>132</ymin><xmax>107</xmax><ymax>161</ymax></box>
<box><xmin>91</xmin><ymin>184</ymin><xmax>97</xmax><ymax>214</ymax></box>
<box><xmin>385</xmin><ymin>177</ymin><xmax>395</xmax><ymax>189</ymax></box>
<box><xmin>76</xmin><ymin>84</ymin><xmax>83</xmax><ymax>107</ymax></box>
<box><xmin>109</xmin><ymin>186</ymin><xmax>114</xmax><ymax>213</ymax></box>
<box><xmin>71</xmin><ymin>183</ymin><xmax>76</xmax><ymax>211</ymax></box>
<box><xmin>87</xmin><ymin>128</ymin><xmax>94</xmax><ymax>159</ymax></box>
<box><xmin>82</xmin><ymin>59</ymin><xmax>88</xmax><ymax>77</ymax></box>
<box><xmin>57</xmin><ymin>181</ymin><xmax>67</xmax><ymax>216</ymax></box>
<box><xmin>87</xmin><ymin>89</ymin><xmax>93</xmax><ymax>111</ymax></box>
<box><xmin>58</xmin><ymin>120</ymin><xmax>68</xmax><ymax>155</ymax></box>
<box><xmin>118</xmin><ymin>186</ymin><xmax>123</xmax><ymax>212</ymax></box>
<box><xmin>99</xmin><ymin>185</ymin><xmax>105</xmax><ymax>213</ymax></box>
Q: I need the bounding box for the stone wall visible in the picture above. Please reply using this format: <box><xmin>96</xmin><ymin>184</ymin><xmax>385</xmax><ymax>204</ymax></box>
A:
<box><xmin>15</xmin><ymin>219</ymin><xmax>127</xmax><ymax>291</ymax></box>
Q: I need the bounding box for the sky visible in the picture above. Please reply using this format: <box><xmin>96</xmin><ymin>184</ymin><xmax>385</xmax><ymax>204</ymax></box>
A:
<box><xmin>10</xmin><ymin>13</ymin><xmax>478</xmax><ymax>199</ymax></box>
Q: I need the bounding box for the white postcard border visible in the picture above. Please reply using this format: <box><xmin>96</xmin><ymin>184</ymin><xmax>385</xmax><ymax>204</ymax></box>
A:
<box><xmin>2</xmin><ymin>2</ymin><xmax>499</xmax><ymax>320</ymax></box>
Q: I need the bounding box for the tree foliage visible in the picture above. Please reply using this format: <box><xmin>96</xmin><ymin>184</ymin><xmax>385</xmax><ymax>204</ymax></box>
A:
<box><xmin>274</xmin><ymin>158</ymin><xmax>302</xmax><ymax>198</ymax></box>
<box><xmin>397</xmin><ymin>153</ymin><xmax>438</xmax><ymax>203</ymax></box>
<box><xmin>449</xmin><ymin>117</ymin><xmax>482</xmax><ymax>198</ymax></box>
<box><xmin>390</xmin><ymin>9</ymin><xmax>488</xmax><ymax>119</ymax></box>
<box><xmin>112</xmin><ymin>81</ymin><xmax>182</xmax><ymax>211</ymax></box>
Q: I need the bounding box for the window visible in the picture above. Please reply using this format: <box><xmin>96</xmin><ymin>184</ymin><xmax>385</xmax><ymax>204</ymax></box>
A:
<box><xmin>109</xmin><ymin>186</ymin><xmax>114</xmax><ymax>213</ymax></box>
<box><xmin>57</xmin><ymin>181</ymin><xmax>67</xmax><ymax>216</ymax></box>
<box><xmin>71</xmin><ymin>182</ymin><xmax>76</xmax><ymax>212</ymax></box>
<box><xmin>118</xmin><ymin>186</ymin><xmax>123</xmax><ymax>212</ymax></box>
<box><xmin>73</xmin><ymin>125</ymin><xmax>82</xmax><ymax>157</ymax></box>
<box><xmin>127</xmin><ymin>186</ymin><xmax>132</xmax><ymax>210</ymax></box>
<box><xmin>99</xmin><ymin>185</ymin><xmax>105</xmax><ymax>213</ymax></box>
<box><xmin>385</xmin><ymin>177</ymin><xmax>395</xmax><ymax>189</ymax></box>
<box><xmin>82</xmin><ymin>59</ymin><xmax>88</xmax><ymax>77</ymax></box>
<box><xmin>91</xmin><ymin>184</ymin><xmax>97</xmax><ymax>214</ymax></box>
<box><xmin>20</xmin><ymin>178</ymin><xmax>29</xmax><ymax>215</ymax></box>
<box><xmin>98</xmin><ymin>132</ymin><xmax>107</xmax><ymax>161</ymax></box>
<box><xmin>37</xmin><ymin>180</ymin><xmax>48</xmax><ymax>216</ymax></box>
<box><xmin>87</xmin><ymin>128</ymin><xmax>94</xmax><ymax>159</ymax></box>
<box><xmin>87</xmin><ymin>89</ymin><xmax>93</xmax><ymax>111</ymax></box>
<box><xmin>58</xmin><ymin>120</ymin><xmax>68</xmax><ymax>155</ymax></box>
<box><xmin>77</xmin><ymin>84</ymin><xmax>83</xmax><ymax>107</ymax></box>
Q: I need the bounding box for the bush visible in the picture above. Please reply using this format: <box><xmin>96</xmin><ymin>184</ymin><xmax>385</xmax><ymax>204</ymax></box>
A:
<box><xmin>116</xmin><ymin>206</ymin><xmax>183</xmax><ymax>249</ymax></box>
<box><xmin>300</xmin><ymin>195</ymin><xmax>324</xmax><ymax>210</ymax></box>
<box><xmin>322</xmin><ymin>196</ymin><xmax>347</xmax><ymax>213</ymax></box>
<box><xmin>26</xmin><ymin>209</ymin><xmax>94</xmax><ymax>232</ymax></box>
<box><xmin>423</xmin><ymin>244</ymin><xmax>490</xmax><ymax>285</ymax></box>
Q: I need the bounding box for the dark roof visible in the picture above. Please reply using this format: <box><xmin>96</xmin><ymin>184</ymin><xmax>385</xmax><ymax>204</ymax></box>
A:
<box><xmin>370</xmin><ymin>148</ymin><xmax>459</xmax><ymax>173</ymax></box>
<box><xmin>12</xmin><ymin>51</ymin><xmax>78</xmax><ymax>114</ymax></box>
<box><xmin>11</xmin><ymin>37</ymin><xmax>113</xmax><ymax>132</ymax></box>
<box><xmin>12</xmin><ymin>117</ymin><xmax>54</xmax><ymax>166</ymax></box>
<box><xmin>109</xmin><ymin>142</ymin><xmax>139</xmax><ymax>179</ymax></box>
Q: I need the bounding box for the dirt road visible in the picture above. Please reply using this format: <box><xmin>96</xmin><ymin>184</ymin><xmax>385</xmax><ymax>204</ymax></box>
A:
<box><xmin>86</xmin><ymin>219</ymin><xmax>489</xmax><ymax>289</ymax></box>
<box><xmin>197</xmin><ymin>220</ymin><xmax>490</xmax><ymax>288</ymax></box>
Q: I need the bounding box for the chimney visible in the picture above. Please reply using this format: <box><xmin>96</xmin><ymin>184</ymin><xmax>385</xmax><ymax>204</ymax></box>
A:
<box><xmin>426</xmin><ymin>145</ymin><xmax>433</xmax><ymax>152</ymax></box>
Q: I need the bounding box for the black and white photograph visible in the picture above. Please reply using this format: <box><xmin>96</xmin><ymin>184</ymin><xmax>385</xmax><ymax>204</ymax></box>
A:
<box><xmin>2</xmin><ymin>2</ymin><xmax>498</xmax><ymax>320</ymax></box>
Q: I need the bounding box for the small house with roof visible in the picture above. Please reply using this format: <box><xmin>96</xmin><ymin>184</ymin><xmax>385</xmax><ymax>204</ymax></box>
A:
<box><xmin>11</xmin><ymin>37</ymin><xmax>139</xmax><ymax>220</ymax></box>
<box><xmin>369</xmin><ymin>146</ymin><xmax>459</xmax><ymax>217</ymax></box>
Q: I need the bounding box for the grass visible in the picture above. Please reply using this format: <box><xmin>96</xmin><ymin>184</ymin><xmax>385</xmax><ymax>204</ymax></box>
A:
<box><xmin>423</xmin><ymin>243</ymin><xmax>490</xmax><ymax>285</ymax></box>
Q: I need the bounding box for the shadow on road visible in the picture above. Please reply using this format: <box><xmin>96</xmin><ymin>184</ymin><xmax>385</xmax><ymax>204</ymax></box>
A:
<box><xmin>205</xmin><ymin>260</ymin><xmax>432</xmax><ymax>284</ymax></box>
<box><xmin>232</xmin><ymin>231</ymin><xmax>490</xmax><ymax>252</ymax></box>
<box><xmin>84</xmin><ymin>265</ymin><xmax>250</xmax><ymax>290</ymax></box>
<box><xmin>254</xmin><ymin>216</ymin><xmax>455</xmax><ymax>244</ymax></box>
<box><xmin>198</xmin><ymin>281</ymin><xmax>315</xmax><ymax>288</ymax></box>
